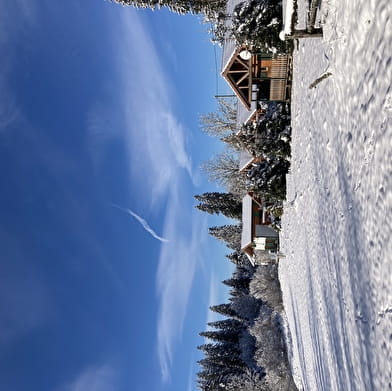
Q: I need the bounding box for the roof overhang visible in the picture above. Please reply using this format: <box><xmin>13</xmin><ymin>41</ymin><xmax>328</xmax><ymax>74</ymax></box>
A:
<box><xmin>239</xmin><ymin>150</ymin><xmax>256</xmax><ymax>172</ymax></box>
<box><xmin>236</xmin><ymin>108</ymin><xmax>258</xmax><ymax>136</ymax></box>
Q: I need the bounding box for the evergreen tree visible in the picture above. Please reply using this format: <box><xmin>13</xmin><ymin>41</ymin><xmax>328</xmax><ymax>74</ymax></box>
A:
<box><xmin>209</xmin><ymin>224</ymin><xmax>242</xmax><ymax>250</ymax></box>
<box><xmin>226</xmin><ymin>250</ymin><xmax>253</xmax><ymax>267</ymax></box>
<box><xmin>112</xmin><ymin>0</ymin><xmax>226</xmax><ymax>16</ymax></box>
<box><xmin>208</xmin><ymin>317</ymin><xmax>243</xmax><ymax>328</ymax></box>
<box><xmin>231</xmin><ymin>294</ymin><xmax>262</xmax><ymax>322</ymax></box>
<box><xmin>222</xmin><ymin>275</ymin><xmax>251</xmax><ymax>295</ymax></box>
<box><xmin>200</xmin><ymin>329</ymin><xmax>240</xmax><ymax>344</ymax></box>
<box><xmin>209</xmin><ymin>303</ymin><xmax>238</xmax><ymax>319</ymax></box>
<box><xmin>197</xmin><ymin>342</ymin><xmax>243</xmax><ymax>369</ymax></box>
<box><xmin>195</xmin><ymin>192</ymin><xmax>242</xmax><ymax>220</ymax></box>
<box><xmin>197</xmin><ymin>353</ymin><xmax>244</xmax><ymax>370</ymax></box>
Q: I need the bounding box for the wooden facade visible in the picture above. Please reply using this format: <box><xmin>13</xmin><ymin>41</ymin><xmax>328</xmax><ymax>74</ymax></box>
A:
<box><xmin>241</xmin><ymin>193</ymin><xmax>278</xmax><ymax>265</ymax></box>
<box><xmin>222</xmin><ymin>49</ymin><xmax>291</xmax><ymax>109</ymax></box>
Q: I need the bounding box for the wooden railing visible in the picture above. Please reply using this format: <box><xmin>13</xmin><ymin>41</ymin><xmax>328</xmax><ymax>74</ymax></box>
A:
<box><xmin>269</xmin><ymin>56</ymin><xmax>289</xmax><ymax>100</ymax></box>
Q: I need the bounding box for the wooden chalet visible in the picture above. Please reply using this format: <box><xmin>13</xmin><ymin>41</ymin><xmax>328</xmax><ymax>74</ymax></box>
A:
<box><xmin>236</xmin><ymin>102</ymin><xmax>263</xmax><ymax>172</ymax></box>
<box><xmin>241</xmin><ymin>193</ymin><xmax>279</xmax><ymax>265</ymax></box>
<box><xmin>221</xmin><ymin>0</ymin><xmax>291</xmax><ymax>110</ymax></box>
<box><xmin>222</xmin><ymin>49</ymin><xmax>291</xmax><ymax>109</ymax></box>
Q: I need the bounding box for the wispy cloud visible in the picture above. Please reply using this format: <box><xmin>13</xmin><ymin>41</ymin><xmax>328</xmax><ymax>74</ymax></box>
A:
<box><xmin>205</xmin><ymin>273</ymin><xmax>220</xmax><ymax>331</ymax></box>
<box><xmin>56</xmin><ymin>364</ymin><xmax>116</xmax><ymax>391</ymax></box>
<box><xmin>112</xmin><ymin>203</ymin><xmax>168</xmax><ymax>242</ymax></box>
<box><xmin>0</xmin><ymin>230</ymin><xmax>51</xmax><ymax>345</ymax></box>
<box><xmin>87</xmin><ymin>10</ymin><xmax>194</xmax><ymax>204</ymax></box>
<box><xmin>0</xmin><ymin>0</ymin><xmax>36</xmax><ymax>133</ymax></box>
<box><xmin>156</xmin><ymin>198</ymin><xmax>208</xmax><ymax>382</ymax></box>
<box><xmin>86</xmin><ymin>9</ymin><xmax>208</xmax><ymax>383</ymax></box>
<box><xmin>187</xmin><ymin>364</ymin><xmax>195</xmax><ymax>391</ymax></box>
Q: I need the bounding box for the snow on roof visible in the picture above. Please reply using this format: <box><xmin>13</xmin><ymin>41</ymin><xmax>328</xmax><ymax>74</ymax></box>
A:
<box><xmin>221</xmin><ymin>0</ymin><xmax>244</xmax><ymax>73</ymax></box>
<box><xmin>221</xmin><ymin>40</ymin><xmax>237</xmax><ymax>74</ymax></box>
<box><xmin>236</xmin><ymin>102</ymin><xmax>254</xmax><ymax>128</ymax></box>
<box><xmin>239</xmin><ymin>150</ymin><xmax>255</xmax><ymax>172</ymax></box>
<box><xmin>241</xmin><ymin>194</ymin><xmax>253</xmax><ymax>251</ymax></box>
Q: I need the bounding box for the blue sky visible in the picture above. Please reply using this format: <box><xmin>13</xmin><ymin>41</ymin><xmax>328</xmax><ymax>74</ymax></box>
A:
<box><xmin>0</xmin><ymin>1</ymin><xmax>234</xmax><ymax>390</ymax></box>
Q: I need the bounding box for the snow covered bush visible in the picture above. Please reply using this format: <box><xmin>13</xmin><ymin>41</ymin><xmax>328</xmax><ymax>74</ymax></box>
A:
<box><xmin>249</xmin><ymin>264</ymin><xmax>283</xmax><ymax>310</ymax></box>
<box><xmin>231</xmin><ymin>0</ymin><xmax>290</xmax><ymax>53</ymax></box>
<box><xmin>240</xmin><ymin>102</ymin><xmax>292</xmax><ymax>159</ymax></box>
<box><xmin>231</xmin><ymin>294</ymin><xmax>262</xmax><ymax>322</ymax></box>
<box><xmin>250</xmin><ymin>306</ymin><xmax>298</xmax><ymax>390</ymax></box>
<box><xmin>246</xmin><ymin>156</ymin><xmax>290</xmax><ymax>201</ymax></box>
<box><xmin>224</xmin><ymin>368</ymin><xmax>269</xmax><ymax>391</ymax></box>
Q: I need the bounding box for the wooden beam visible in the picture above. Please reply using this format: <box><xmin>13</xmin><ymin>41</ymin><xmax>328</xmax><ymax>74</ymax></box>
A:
<box><xmin>235</xmin><ymin>56</ymin><xmax>249</xmax><ymax>69</ymax></box>
<box><xmin>236</xmin><ymin>71</ymin><xmax>249</xmax><ymax>86</ymax></box>
<box><xmin>285</xmin><ymin>28</ymin><xmax>323</xmax><ymax>39</ymax></box>
<box><xmin>227</xmin><ymin>69</ymin><xmax>249</xmax><ymax>74</ymax></box>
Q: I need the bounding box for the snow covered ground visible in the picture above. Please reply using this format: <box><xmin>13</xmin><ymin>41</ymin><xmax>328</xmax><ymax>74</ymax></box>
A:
<box><xmin>279</xmin><ymin>0</ymin><xmax>392</xmax><ymax>390</ymax></box>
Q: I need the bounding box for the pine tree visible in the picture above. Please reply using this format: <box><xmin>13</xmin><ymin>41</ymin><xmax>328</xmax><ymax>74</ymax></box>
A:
<box><xmin>200</xmin><ymin>329</ymin><xmax>240</xmax><ymax>344</ymax></box>
<box><xmin>195</xmin><ymin>192</ymin><xmax>242</xmax><ymax>220</ymax></box>
<box><xmin>222</xmin><ymin>276</ymin><xmax>251</xmax><ymax>294</ymax></box>
<box><xmin>207</xmin><ymin>319</ymin><xmax>245</xmax><ymax>337</ymax></box>
<box><xmin>231</xmin><ymin>294</ymin><xmax>262</xmax><ymax>322</ymax></box>
<box><xmin>197</xmin><ymin>342</ymin><xmax>243</xmax><ymax>367</ymax></box>
<box><xmin>209</xmin><ymin>303</ymin><xmax>238</xmax><ymax>319</ymax></box>
<box><xmin>111</xmin><ymin>0</ymin><xmax>226</xmax><ymax>17</ymax></box>
<box><xmin>226</xmin><ymin>250</ymin><xmax>253</xmax><ymax>267</ymax></box>
<box><xmin>209</xmin><ymin>224</ymin><xmax>242</xmax><ymax>250</ymax></box>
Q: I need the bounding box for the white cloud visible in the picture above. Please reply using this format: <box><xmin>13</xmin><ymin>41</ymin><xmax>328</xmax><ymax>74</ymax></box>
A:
<box><xmin>56</xmin><ymin>364</ymin><xmax>116</xmax><ymax>391</ymax></box>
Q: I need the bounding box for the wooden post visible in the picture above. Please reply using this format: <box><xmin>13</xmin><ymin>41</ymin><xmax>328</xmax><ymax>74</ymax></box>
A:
<box><xmin>285</xmin><ymin>28</ymin><xmax>323</xmax><ymax>39</ymax></box>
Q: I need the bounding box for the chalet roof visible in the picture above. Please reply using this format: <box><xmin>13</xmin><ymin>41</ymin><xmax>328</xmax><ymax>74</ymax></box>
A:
<box><xmin>221</xmin><ymin>0</ymin><xmax>243</xmax><ymax>73</ymax></box>
<box><xmin>236</xmin><ymin>101</ymin><xmax>257</xmax><ymax>132</ymax></box>
<box><xmin>239</xmin><ymin>150</ymin><xmax>255</xmax><ymax>172</ymax></box>
<box><xmin>241</xmin><ymin>194</ymin><xmax>253</xmax><ymax>251</ymax></box>
<box><xmin>241</xmin><ymin>194</ymin><xmax>279</xmax><ymax>252</ymax></box>
<box><xmin>237</xmin><ymin>100</ymin><xmax>251</xmax><ymax>126</ymax></box>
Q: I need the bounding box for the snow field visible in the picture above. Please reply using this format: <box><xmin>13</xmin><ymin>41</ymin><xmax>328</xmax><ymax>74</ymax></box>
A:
<box><xmin>279</xmin><ymin>0</ymin><xmax>392</xmax><ymax>389</ymax></box>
